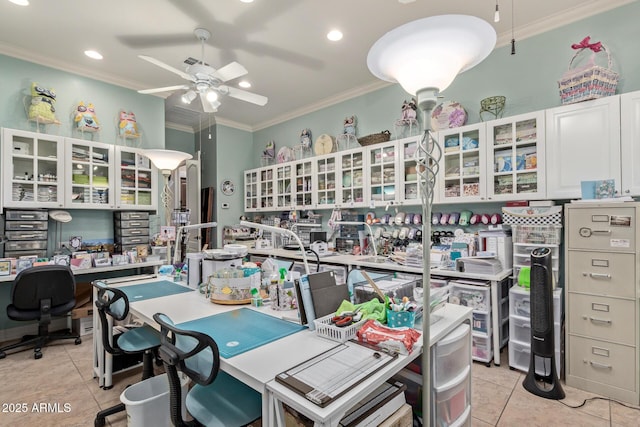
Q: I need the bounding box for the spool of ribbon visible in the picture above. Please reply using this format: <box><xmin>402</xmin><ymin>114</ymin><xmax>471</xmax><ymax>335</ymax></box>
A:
<box><xmin>571</xmin><ymin>36</ymin><xmax>602</xmax><ymax>52</ymax></box>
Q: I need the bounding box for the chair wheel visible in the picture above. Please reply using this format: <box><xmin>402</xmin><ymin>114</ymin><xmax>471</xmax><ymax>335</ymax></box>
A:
<box><xmin>75</xmin><ymin>337</ymin><xmax>82</xmax><ymax>345</ymax></box>
<box><xmin>34</xmin><ymin>351</ymin><xmax>43</xmax><ymax>359</ymax></box>
<box><xmin>0</xmin><ymin>351</ymin><xmax>5</xmax><ymax>359</ymax></box>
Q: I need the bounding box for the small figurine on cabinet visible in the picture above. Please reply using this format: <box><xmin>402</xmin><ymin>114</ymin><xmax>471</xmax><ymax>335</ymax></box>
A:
<box><xmin>74</xmin><ymin>101</ymin><xmax>100</xmax><ymax>132</ymax></box>
<box><xmin>28</xmin><ymin>82</ymin><xmax>60</xmax><ymax>124</ymax></box>
<box><xmin>343</xmin><ymin>115</ymin><xmax>357</xmax><ymax>136</ymax></box>
<box><xmin>263</xmin><ymin>140</ymin><xmax>276</xmax><ymax>159</ymax></box>
<box><xmin>300</xmin><ymin>128</ymin><xmax>312</xmax><ymax>149</ymax></box>
<box><xmin>399</xmin><ymin>98</ymin><xmax>418</xmax><ymax>123</ymax></box>
<box><xmin>118</xmin><ymin>110</ymin><xmax>140</xmax><ymax>137</ymax></box>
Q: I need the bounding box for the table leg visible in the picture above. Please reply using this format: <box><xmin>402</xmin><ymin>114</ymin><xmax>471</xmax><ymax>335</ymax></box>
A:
<box><xmin>491</xmin><ymin>280</ymin><xmax>500</xmax><ymax>366</ymax></box>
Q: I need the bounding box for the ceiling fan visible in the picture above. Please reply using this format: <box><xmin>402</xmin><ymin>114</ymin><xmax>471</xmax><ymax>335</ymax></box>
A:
<box><xmin>137</xmin><ymin>28</ymin><xmax>268</xmax><ymax>113</ymax></box>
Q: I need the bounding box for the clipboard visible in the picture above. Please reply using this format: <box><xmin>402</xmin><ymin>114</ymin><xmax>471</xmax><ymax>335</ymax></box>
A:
<box><xmin>275</xmin><ymin>341</ymin><xmax>398</xmax><ymax>407</ymax></box>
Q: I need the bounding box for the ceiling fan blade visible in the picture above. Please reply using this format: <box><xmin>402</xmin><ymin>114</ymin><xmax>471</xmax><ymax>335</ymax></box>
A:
<box><xmin>200</xmin><ymin>94</ymin><xmax>219</xmax><ymax>113</ymax></box>
<box><xmin>224</xmin><ymin>86</ymin><xmax>268</xmax><ymax>106</ymax></box>
<box><xmin>138</xmin><ymin>85</ymin><xmax>189</xmax><ymax>94</ymax></box>
<box><xmin>210</xmin><ymin>61</ymin><xmax>248</xmax><ymax>82</ymax></box>
<box><xmin>138</xmin><ymin>55</ymin><xmax>194</xmax><ymax>81</ymax></box>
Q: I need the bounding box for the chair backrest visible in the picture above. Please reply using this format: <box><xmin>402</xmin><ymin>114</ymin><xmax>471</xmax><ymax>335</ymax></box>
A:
<box><xmin>153</xmin><ymin>312</ymin><xmax>220</xmax><ymax>427</ymax></box>
<box><xmin>92</xmin><ymin>280</ymin><xmax>130</xmax><ymax>355</ymax></box>
<box><xmin>11</xmin><ymin>265</ymin><xmax>76</xmax><ymax>310</ymax></box>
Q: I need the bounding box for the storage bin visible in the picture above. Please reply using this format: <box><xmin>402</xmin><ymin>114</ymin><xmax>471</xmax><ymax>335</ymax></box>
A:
<box><xmin>435</xmin><ymin>324</ymin><xmax>470</xmax><ymax>386</ymax></box>
<box><xmin>449</xmin><ymin>282</ymin><xmax>490</xmax><ymax>313</ymax></box>
<box><xmin>510</xmin><ymin>286</ymin><xmax>563</xmax><ymax>322</ymax></box>
<box><xmin>508</xmin><ymin>340</ymin><xmax>562</xmax><ymax>375</ymax></box>
<box><xmin>472</xmin><ymin>312</ymin><xmax>491</xmax><ymax>334</ymax></box>
<box><xmin>313</xmin><ymin>313</ymin><xmax>366</xmax><ymax>342</ymax></box>
<box><xmin>386</xmin><ymin>309</ymin><xmax>416</xmax><ymax>328</ymax></box>
<box><xmin>472</xmin><ymin>334</ymin><xmax>492</xmax><ymax>362</ymax></box>
<box><xmin>353</xmin><ymin>276</ymin><xmax>417</xmax><ymax>304</ymax></box>
<box><xmin>120</xmin><ymin>372</ymin><xmax>189</xmax><ymax>427</ymax></box>
<box><xmin>435</xmin><ymin>373</ymin><xmax>470</xmax><ymax>426</ymax></box>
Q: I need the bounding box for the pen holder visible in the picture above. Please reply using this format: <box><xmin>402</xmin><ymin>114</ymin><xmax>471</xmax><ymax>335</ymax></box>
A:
<box><xmin>386</xmin><ymin>309</ymin><xmax>416</xmax><ymax>328</ymax></box>
<box><xmin>268</xmin><ymin>284</ymin><xmax>296</xmax><ymax>311</ymax></box>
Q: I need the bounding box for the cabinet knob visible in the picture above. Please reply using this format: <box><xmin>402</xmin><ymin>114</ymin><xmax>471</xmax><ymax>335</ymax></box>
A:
<box><xmin>625</xmin><ymin>190</ymin><xmax>630</xmax><ymax>194</ymax></box>
<box><xmin>480</xmin><ymin>197</ymin><xmax>485</xmax><ymax>200</ymax></box>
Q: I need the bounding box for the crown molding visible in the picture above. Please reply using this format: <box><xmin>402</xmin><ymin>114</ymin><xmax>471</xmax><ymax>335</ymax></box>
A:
<box><xmin>165</xmin><ymin>121</ymin><xmax>195</xmax><ymax>133</ymax></box>
<box><xmin>212</xmin><ymin>117</ymin><xmax>253</xmax><ymax>132</ymax></box>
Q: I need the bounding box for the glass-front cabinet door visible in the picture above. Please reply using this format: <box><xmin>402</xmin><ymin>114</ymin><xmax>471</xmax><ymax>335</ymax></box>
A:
<box><xmin>115</xmin><ymin>147</ymin><xmax>157</xmax><ymax>210</ymax></box>
<box><xmin>399</xmin><ymin>136</ymin><xmax>422</xmax><ymax>205</ymax></box>
<box><xmin>275</xmin><ymin>164</ymin><xmax>293</xmax><ymax>210</ymax></box>
<box><xmin>486</xmin><ymin>111</ymin><xmax>545</xmax><ymax>200</ymax></box>
<box><xmin>65</xmin><ymin>138</ymin><xmax>115</xmax><ymax>208</ymax></box>
<box><xmin>2</xmin><ymin>128</ymin><xmax>65</xmax><ymax>209</ymax></box>
<box><xmin>366</xmin><ymin>141</ymin><xmax>399</xmax><ymax>207</ymax></box>
<box><xmin>338</xmin><ymin>149</ymin><xmax>366</xmax><ymax>208</ymax></box>
<box><xmin>259</xmin><ymin>167</ymin><xmax>274</xmax><ymax>210</ymax></box>
<box><xmin>438</xmin><ymin>123</ymin><xmax>487</xmax><ymax>203</ymax></box>
<box><xmin>293</xmin><ymin>160</ymin><xmax>313</xmax><ymax>209</ymax></box>
<box><xmin>244</xmin><ymin>168</ymin><xmax>259</xmax><ymax>212</ymax></box>
<box><xmin>315</xmin><ymin>155</ymin><xmax>337</xmax><ymax>209</ymax></box>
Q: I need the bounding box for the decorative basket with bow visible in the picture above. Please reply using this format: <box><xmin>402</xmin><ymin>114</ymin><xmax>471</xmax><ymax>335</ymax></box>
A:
<box><xmin>558</xmin><ymin>36</ymin><xmax>619</xmax><ymax>105</ymax></box>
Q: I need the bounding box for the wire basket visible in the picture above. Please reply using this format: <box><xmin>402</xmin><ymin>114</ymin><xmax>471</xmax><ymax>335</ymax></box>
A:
<box><xmin>512</xmin><ymin>225</ymin><xmax>562</xmax><ymax>245</ymax></box>
<box><xmin>313</xmin><ymin>313</ymin><xmax>366</xmax><ymax>342</ymax></box>
<box><xmin>558</xmin><ymin>43</ymin><xmax>619</xmax><ymax>105</ymax></box>
<box><xmin>357</xmin><ymin>130</ymin><xmax>391</xmax><ymax>146</ymax></box>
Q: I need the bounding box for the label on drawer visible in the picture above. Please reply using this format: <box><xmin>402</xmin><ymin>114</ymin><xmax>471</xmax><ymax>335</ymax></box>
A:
<box><xmin>610</xmin><ymin>215</ymin><xmax>631</xmax><ymax>227</ymax></box>
<box><xmin>610</xmin><ymin>239</ymin><xmax>630</xmax><ymax>248</ymax></box>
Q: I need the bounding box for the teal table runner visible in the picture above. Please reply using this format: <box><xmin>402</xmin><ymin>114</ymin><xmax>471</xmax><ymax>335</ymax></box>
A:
<box><xmin>177</xmin><ymin>308</ymin><xmax>305</xmax><ymax>358</ymax></box>
<box><xmin>122</xmin><ymin>280</ymin><xmax>193</xmax><ymax>302</ymax></box>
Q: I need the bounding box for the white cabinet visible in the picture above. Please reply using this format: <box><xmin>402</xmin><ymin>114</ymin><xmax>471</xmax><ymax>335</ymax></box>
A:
<box><xmin>437</xmin><ymin>123</ymin><xmax>487</xmax><ymax>203</ymax></box>
<box><xmin>244</xmin><ymin>168</ymin><xmax>259</xmax><ymax>212</ymax></box>
<box><xmin>486</xmin><ymin>112</ymin><xmax>546</xmax><ymax>201</ymax></box>
<box><xmin>398</xmin><ymin>136</ymin><xmax>423</xmax><ymax>205</ymax></box>
<box><xmin>546</xmin><ymin>96</ymin><xmax>621</xmax><ymax>199</ymax></box>
<box><xmin>337</xmin><ymin>149</ymin><xmax>366</xmax><ymax>208</ymax></box>
<box><xmin>114</xmin><ymin>147</ymin><xmax>157</xmax><ymax>210</ymax></box>
<box><xmin>258</xmin><ymin>167</ymin><xmax>275</xmax><ymax>211</ymax></box>
<box><xmin>2</xmin><ymin>128</ymin><xmax>65</xmax><ymax>209</ymax></box>
<box><xmin>65</xmin><ymin>137</ymin><xmax>115</xmax><ymax>209</ymax></box>
<box><xmin>314</xmin><ymin>155</ymin><xmax>337</xmax><ymax>209</ymax></box>
<box><xmin>366</xmin><ymin>140</ymin><xmax>400</xmax><ymax>207</ymax></box>
<box><xmin>621</xmin><ymin>90</ymin><xmax>640</xmax><ymax>196</ymax></box>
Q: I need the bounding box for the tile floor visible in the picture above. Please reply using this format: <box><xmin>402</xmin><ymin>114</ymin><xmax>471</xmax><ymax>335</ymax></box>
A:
<box><xmin>0</xmin><ymin>336</ymin><xmax>638</xmax><ymax>426</ymax></box>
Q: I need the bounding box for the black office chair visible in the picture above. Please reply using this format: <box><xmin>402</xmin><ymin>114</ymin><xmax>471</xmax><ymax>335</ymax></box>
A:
<box><xmin>0</xmin><ymin>265</ymin><xmax>81</xmax><ymax>360</ymax></box>
<box><xmin>92</xmin><ymin>280</ymin><xmax>162</xmax><ymax>427</ymax></box>
<box><xmin>153</xmin><ymin>312</ymin><xmax>262</xmax><ymax>427</ymax></box>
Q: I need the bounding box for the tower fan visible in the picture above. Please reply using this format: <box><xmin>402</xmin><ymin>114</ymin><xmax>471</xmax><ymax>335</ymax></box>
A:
<box><xmin>523</xmin><ymin>247</ymin><xmax>565</xmax><ymax>399</ymax></box>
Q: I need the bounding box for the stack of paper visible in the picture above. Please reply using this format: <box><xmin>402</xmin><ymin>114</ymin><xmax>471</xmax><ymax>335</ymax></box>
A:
<box><xmin>456</xmin><ymin>257</ymin><xmax>503</xmax><ymax>275</ymax></box>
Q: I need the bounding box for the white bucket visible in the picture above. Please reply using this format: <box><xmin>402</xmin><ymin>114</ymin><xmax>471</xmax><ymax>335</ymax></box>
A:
<box><xmin>120</xmin><ymin>372</ymin><xmax>189</xmax><ymax>427</ymax></box>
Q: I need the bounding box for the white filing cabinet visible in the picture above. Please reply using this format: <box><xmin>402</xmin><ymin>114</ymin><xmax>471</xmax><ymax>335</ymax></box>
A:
<box><xmin>565</xmin><ymin>202</ymin><xmax>640</xmax><ymax>405</ymax></box>
<box><xmin>508</xmin><ymin>286</ymin><xmax>563</xmax><ymax>375</ymax></box>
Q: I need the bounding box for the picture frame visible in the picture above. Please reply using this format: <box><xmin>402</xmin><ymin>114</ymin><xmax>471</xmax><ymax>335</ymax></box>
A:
<box><xmin>111</xmin><ymin>254</ymin><xmax>128</xmax><ymax>266</ymax></box>
<box><xmin>136</xmin><ymin>245</ymin><xmax>149</xmax><ymax>259</ymax></box>
<box><xmin>0</xmin><ymin>260</ymin><xmax>11</xmax><ymax>276</ymax></box>
<box><xmin>16</xmin><ymin>257</ymin><xmax>34</xmax><ymax>274</ymax></box>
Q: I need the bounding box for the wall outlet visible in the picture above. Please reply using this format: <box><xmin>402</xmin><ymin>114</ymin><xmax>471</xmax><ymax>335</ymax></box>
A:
<box><xmin>221</xmin><ymin>203</ymin><xmax>230</xmax><ymax>209</ymax></box>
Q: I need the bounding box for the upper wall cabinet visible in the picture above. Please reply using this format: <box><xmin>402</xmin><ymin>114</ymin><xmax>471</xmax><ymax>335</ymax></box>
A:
<box><xmin>437</xmin><ymin>123</ymin><xmax>488</xmax><ymax>203</ymax></box>
<box><xmin>244</xmin><ymin>168</ymin><xmax>259</xmax><ymax>212</ymax></box>
<box><xmin>275</xmin><ymin>163</ymin><xmax>294</xmax><ymax>210</ymax></box>
<box><xmin>114</xmin><ymin>147</ymin><xmax>157</xmax><ymax>210</ymax></box>
<box><xmin>485</xmin><ymin>111</ymin><xmax>546</xmax><ymax>201</ymax></box>
<box><xmin>259</xmin><ymin>167</ymin><xmax>275</xmax><ymax>211</ymax></box>
<box><xmin>399</xmin><ymin>136</ymin><xmax>424</xmax><ymax>205</ymax></box>
<box><xmin>621</xmin><ymin>90</ymin><xmax>640</xmax><ymax>196</ymax></box>
<box><xmin>315</xmin><ymin>154</ymin><xmax>337</xmax><ymax>209</ymax></box>
<box><xmin>366</xmin><ymin>140</ymin><xmax>400</xmax><ymax>207</ymax></box>
<box><xmin>65</xmin><ymin>137</ymin><xmax>115</xmax><ymax>209</ymax></box>
<box><xmin>2</xmin><ymin>128</ymin><xmax>65</xmax><ymax>209</ymax></box>
<box><xmin>337</xmin><ymin>148</ymin><xmax>366</xmax><ymax>209</ymax></box>
<box><xmin>293</xmin><ymin>159</ymin><xmax>314</xmax><ymax>209</ymax></box>
<box><xmin>545</xmin><ymin>96</ymin><xmax>621</xmax><ymax>199</ymax></box>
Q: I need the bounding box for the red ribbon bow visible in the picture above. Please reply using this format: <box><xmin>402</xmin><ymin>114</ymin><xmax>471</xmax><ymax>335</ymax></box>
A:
<box><xmin>571</xmin><ymin>36</ymin><xmax>602</xmax><ymax>52</ymax></box>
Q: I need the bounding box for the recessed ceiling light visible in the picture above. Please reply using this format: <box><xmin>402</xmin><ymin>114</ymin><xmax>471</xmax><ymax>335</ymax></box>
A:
<box><xmin>84</xmin><ymin>50</ymin><xmax>103</xmax><ymax>60</ymax></box>
<box><xmin>238</xmin><ymin>81</ymin><xmax>251</xmax><ymax>89</ymax></box>
<box><xmin>8</xmin><ymin>0</ymin><xmax>29</xmax><ymax>6</ymax></box>
<box><xmin>327</xmin><ymin>29</ymin><xmax>343</xmax><ymax>42</ymax></box>
<box><xmin>240</xmin><ymin>0</ymin><xmax>254</xmax><ymax>3</ymax></box>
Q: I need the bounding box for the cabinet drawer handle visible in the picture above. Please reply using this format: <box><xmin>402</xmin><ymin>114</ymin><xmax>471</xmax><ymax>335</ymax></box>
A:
<box><xmin>588</xmin><ymin>361</ymin><xmax>612</xmax><ymax>370</ymax></box>
<box><xmin>586</xmin><ymin>273</ymin><xmax>611</xmax><ymax>280</ymax></box>
<box><xmin>592</xmin><ymin>230</ymin><xmax>611</xmax><ymax>235</ymax></box>
<box><xmin>584</xmin><ymin>316</ymin><xmax>611</xmax><ymax>324</ymax></box>
<box><xmin>19</xmin><ymin>224</ymin><xmax>35</xmax><ymax>229</ymax></box>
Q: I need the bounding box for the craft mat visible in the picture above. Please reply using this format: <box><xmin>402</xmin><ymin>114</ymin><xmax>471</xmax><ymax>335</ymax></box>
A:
<box><xmin>121</xmin><ymin>280</ymin><xmax>194</xmax><ymax>302</ymax></box>
<box><xmin>177</xmin><ymin>308</ymin><xmax>305</xmax><ymax>358</ymax></box>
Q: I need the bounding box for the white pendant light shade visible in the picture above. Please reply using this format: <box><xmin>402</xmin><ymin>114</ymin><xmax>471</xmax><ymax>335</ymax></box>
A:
<box><xmin>367</xmin><ymin>15</ymin><xmax>496</xmax><ymax>95</ymax></box>
<box><xmin>143</xmin><ymin>149</ymin><xmax>192</xmax><ymax>172</ymax></box>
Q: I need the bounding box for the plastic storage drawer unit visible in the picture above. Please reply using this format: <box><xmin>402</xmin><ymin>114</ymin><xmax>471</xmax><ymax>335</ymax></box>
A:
<box><xmin>435</xmin><ymin>324</ymin><xmax>471</xmax><ymax>387</ymax></box>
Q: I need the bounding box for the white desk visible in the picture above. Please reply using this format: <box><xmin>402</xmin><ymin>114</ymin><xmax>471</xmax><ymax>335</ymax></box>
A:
<box><xmin>102</xmin><ymin>276</ymin><xmax>471</xmax><ymax>426</ymax></box>
<box><xmin>0</xmin><ymin>260</ymin><xmax>163</xmax><ymax>283</ymax></box>
<box><xmin>249</xmin><ymin>249</ymin><xmax>510</xmax><ymax>366</ymax></box>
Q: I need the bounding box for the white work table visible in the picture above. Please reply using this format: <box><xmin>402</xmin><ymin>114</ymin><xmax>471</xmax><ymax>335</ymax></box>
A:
<box><xmin>103</xmin><ymin>276</ymin><xmax>472</xmax><ymax>426</ymax></box>
<box><xmin>249</xmin><ymin>248</ymin><xmax>511</xmax><ymax>366</ymax></box>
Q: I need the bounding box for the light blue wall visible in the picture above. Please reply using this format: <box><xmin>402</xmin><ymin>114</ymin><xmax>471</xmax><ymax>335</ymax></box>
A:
<box><xmin>253</xmin><ymin>2</ymin><xmax>640</xmax><ymax>167</ymax></box>
<box><xmin>165</xmin><ymin>127</ymin><xmax>196</xmax><ymax>156</ymax></box>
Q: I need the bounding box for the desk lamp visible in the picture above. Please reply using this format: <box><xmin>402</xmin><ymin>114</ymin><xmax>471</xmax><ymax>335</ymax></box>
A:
<box><xmin>172</xmin><ymin>221</ymin><xmax>217</xmax><ymax>265</ymax></box>
<box><xmin>333</xmin><ymin>220</ymin><xmax>383</xmax><ymax>262</ymax></box>
<box><xmin>49</xmin><ymin>210</ymin><xmax>72</xmax><ymax>254</ymax></box>
<box><xmin>240</xmin><ymin>220</ymin><xmax>310</xmax><ymax>275</ymax></box>
<box><xmin>367</xmin><ymin>14</ymin><xmax>495</xmax><ymax>424</ymax></box>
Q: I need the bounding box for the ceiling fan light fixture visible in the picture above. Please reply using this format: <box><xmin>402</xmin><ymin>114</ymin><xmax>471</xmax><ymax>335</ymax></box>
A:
<box><xmin>84</xmin><ymin>50</ymin><xmax>103</xmax><ymax>60</ymax></box>
<box><xmin>206</xmin><ymin>90</ymin><xmax>218</xmax><ymax>102</ymax></box>
<box><xmin>181</xmin><ymin>90</ymin><xmax>197</xmax><ymax>104</ymax></box>
<box><xmin>8</xmin><ymin>0</ymin><xmax>29</xmax><ymax>6</ymax></box>
<box><xmin>240</xmin><ymin>0</ymin><xmax>254</xmax><ymax>3</ymax></box>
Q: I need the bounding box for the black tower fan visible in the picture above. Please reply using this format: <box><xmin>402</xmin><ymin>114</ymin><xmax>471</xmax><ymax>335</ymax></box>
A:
<box><xmin>522</xmin><ymin>247</ymin><xmax>565</xmax><ymax>399</ymax></box>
